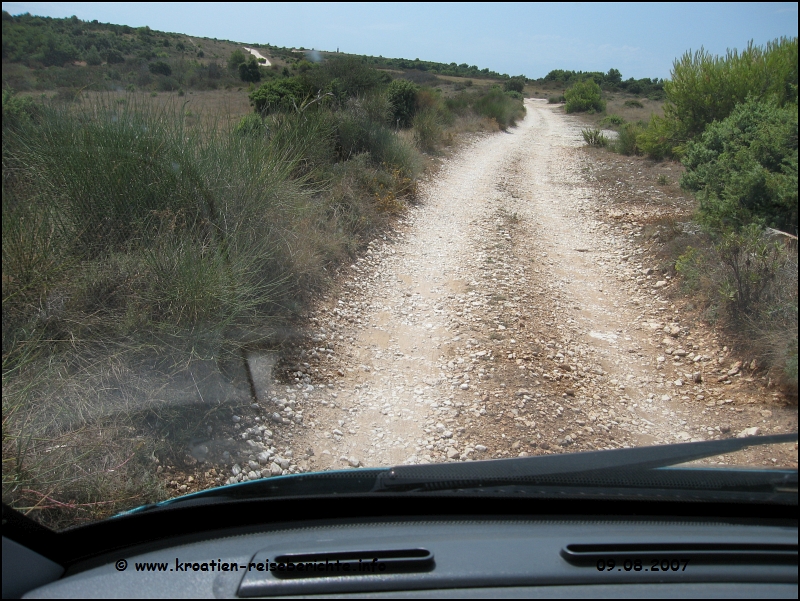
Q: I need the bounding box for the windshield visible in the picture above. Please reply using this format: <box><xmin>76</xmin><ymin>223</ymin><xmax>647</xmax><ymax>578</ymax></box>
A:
<box><xmin>2</xmin><ymin>6</ymin><xmax>797</xmax><ymax>532</ymax></box>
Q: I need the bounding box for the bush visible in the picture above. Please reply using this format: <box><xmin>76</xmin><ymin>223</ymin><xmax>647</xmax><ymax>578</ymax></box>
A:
<box><xmin>600</xmin><ymin>114</ymin><xmax>624</xmax><ymax>127</ymax></box>
<box><xmin>614</xmin><ymin>122</ymin><xmax>645</xmax><ymax>155</ymax></box>
<box><xmin>85</xmin><ymin>45</ymin><xmax>102</xmax><ymax>66</ymax></box>
<box><xmin>635</xmin><ymin>114</ymin><xmax>676</xmax><ymax>160</ymax></box>
<box><xmin>581</xmin><ymin>128</ymin><xmax>608</xmax><ymax>147</ymax></box>
<box><xmin>249</xmin><ymin>77</ymin><xmax>306</xmax><ymax>114</ymax></box>
<box><xmin>665</xmin><ymin>38</ymin><xmax>797</xmax><ymax>143</ymax></box>
<box><xmin>681</xmin><ymin>98</ymin><xmax>798</xmax><ymax>233</ymax></box>
<box><xmin>473</xmin><ymin>88</ymin><xmax>525</xmax><ymax>130</ymax></box>
<box><xmin>624</xmin><ymin>99</ymin><xmax>644</xmax><ymax>108</ymax></box>
<box><xmin>503</xmin><ymin>77</ymin><xmax>525</xmax><ymax>93</ymax></box>
<box><xmin>386</xmin><ymin>79</ymin><xmax>418</xmax><ymax>127</ymax></box>
<box><xmin>148</xmin><ymin>61</ymin><xmax>172</xmax><ymax>76</ymax></box>
<box><xmin>504</xmin><ymin>90</ymin><xmax>524</xmax><ymax>101</ymax></box>
<box><xmin>564</xmin><ymin>79</ymin><xmax>605</xmax><ymax>113</ymax></box>
<box><xmin>548</xmin><ymin>95</ymin><xmax>565</xmax><ymax>104</ymax></box>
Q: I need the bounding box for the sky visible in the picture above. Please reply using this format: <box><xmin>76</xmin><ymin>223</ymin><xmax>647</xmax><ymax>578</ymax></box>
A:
<box><xmin>2</xmin><ymin>2</ymin><xmax>797</xmax><ymax>80</ymax></box>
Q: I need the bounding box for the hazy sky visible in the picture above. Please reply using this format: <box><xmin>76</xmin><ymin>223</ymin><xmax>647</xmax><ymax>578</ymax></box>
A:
<box><xmin>3</xmin><ymin>2</ymin><xmax>797</xmax><ymax>79</ymax></box>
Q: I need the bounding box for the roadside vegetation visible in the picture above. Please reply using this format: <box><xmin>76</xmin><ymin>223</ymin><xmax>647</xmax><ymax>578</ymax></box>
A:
<box><xmin>572</xmin><ymin>37</ymin><xmax>798</xmax><ymax>395</ymax></box>
<box><xmin>2</xmin><ymin>12</ymin><xmax>525</xmax><ymax>529</ymax></box>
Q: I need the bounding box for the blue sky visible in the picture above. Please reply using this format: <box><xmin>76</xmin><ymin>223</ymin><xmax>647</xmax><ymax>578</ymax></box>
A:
<box><xmin>3</xmin><ymin>2</ymin><xmax>797</xmax><ymax>79</ymax></box>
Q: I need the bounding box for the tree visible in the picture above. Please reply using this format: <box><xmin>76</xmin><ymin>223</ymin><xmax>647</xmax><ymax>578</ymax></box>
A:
<box><xmin>85</xmin><ymin>45</ymin><xmax>102</xmax><ymax>66</ymax></box>
<box><xmin>228</xmin><ymin>49</ymin><xmax>246</xmax><ymax>72</ymax></box>
<box><xmin>606</xmin><ymin>68</ymin><xmax>622</xmax><ymax>85</ymax></box>
<box><xmin>238</xmin><ymin>57</ymin><xmax>261</xmax><ymax>83</ymax></box>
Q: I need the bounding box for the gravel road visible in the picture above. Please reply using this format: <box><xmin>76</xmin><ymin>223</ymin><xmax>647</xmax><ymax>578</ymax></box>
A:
<box><xmin>214</xmin><ymin>99</ymin><xmax>796</xmax><ymax>486</ymax></box>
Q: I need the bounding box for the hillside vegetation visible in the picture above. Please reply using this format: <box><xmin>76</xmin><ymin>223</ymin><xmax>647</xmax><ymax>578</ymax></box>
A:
<box><xmin>2</xmin><ymin>12</ymin><xmax>526</xmax><ymax>528</ymax></box>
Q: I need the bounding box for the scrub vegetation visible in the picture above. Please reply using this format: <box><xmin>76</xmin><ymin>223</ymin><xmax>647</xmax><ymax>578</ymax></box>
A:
<box><xmin>574</xmin><ymin>37</ymin><xmax>798</xmax><ymax>395</ymax></box>
<box><xmin>2</xmin><ymin>13</ymin><xmax>525</xmax><ymax>529</ymax></box>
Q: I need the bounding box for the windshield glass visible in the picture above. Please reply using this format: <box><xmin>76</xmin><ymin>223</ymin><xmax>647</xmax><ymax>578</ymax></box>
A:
<box><xmin>2</xmin><ymin>6</ymin><xmax>797</xmax><ymax>531</ymax></box>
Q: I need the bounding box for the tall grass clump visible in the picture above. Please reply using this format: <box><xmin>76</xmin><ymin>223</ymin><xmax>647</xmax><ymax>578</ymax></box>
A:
<box><xmin>581</xmin><ymin>128</ymin><xmax>608</xmax><ymax>147</ymax></box>
<box><xmin>472</xmin><ymin>87</ymin><xmax>526</xmax><ymax>130</ymax></box>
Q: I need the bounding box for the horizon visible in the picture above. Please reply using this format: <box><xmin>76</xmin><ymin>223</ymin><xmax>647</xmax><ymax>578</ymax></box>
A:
<box><xmin>2</xmin><ymin>2</ymin><xmax>797</xmax><ymax>80</ymax></box>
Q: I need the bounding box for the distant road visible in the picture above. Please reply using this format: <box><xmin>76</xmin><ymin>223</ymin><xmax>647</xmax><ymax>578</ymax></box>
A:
<box><xmin>244</xmin><ymin>47</ymin><xmax>271</xmax><ymax>66</ymax></box>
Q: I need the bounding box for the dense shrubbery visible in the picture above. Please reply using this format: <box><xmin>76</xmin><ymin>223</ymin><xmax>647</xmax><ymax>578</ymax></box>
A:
<box><xmin>637</xmin><ymin>37</ymin><xmax>797</xmax><ymax>160</ymax></box>
<box><xmin>564</xmin><ymin>79</ymin><xmax>605</xmax><ymax>113</ymax></box>
<box><xmin>681</xmin><ymin>98</ymin><xmax>798</xmax><ymax>234</ymax></box>
<box><xmin>387</xmin><ymin>78</ymin><xmax>418</xmax><ymax>127</ymax></box>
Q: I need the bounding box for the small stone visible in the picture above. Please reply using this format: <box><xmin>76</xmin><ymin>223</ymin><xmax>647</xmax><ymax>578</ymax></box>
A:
<box><xmin>728</xmin><ymin>361</ymin><xmax>743</xmax><ymax>376</ymax></box>
<box><xmin>565</xmin><ymin>389</ymin><xmax>576</xmax><ymax>397</ymax></box>
<box><xmin>231</xmin><ymin>464</ymin><xmax>242</xmax><ymax>476</ymax></box>
<box><xmin>231</xmin><ymin>415</ymin><xmax>241</xmax><ymax>423</ymax></box>
<box><xmin>760</xmin><ymin>410</ymin><xmax>772</xmax><ymax>418</ymax></box>
<box><xmin>257</xmin><ymin>451</ymin><xmax>270</xmax><ymax>464</ymax></box>
<box><xmin>446</xmin><ymin>448</ymin><xmax>459</xmax><ymax>459</ymax></box>
<box><xmin>654</xmin><ymin>280</ymin><xmax>667</xmax><ymax>288</ymax></box>
<box><xmin>674</xmin><ymin>349</ymin><xmax>688</xmax><ymax>357</ymax></box>
<box><xmin>737</xmin><ymin>427</ymin><xmax>761</xmax><ymax>438</ymax></box>
<box><xmin>270</xmin><ymin>462</ymin><xmax>282</xmax><ymax>476</ymax></box>
<box><xmin>475</xmin><ymin>444</ymin><xmax>488</xmax><ymax>452</ymax></box>
<box><xmin>348</xmin><ymin>456</ymin><xmax>360</xmax><ymax>467</ymax></box>
<box><xmin>460</xmin><ymin>383</ymin><xmax>470</xmax><ymax>390</ymax></box>
<box><xmin>720</xmin><ymin>424</ymin><xmax>731</xmax><ymax>433</ymax></box>
<box><xmin>692</xmin><ymin>372</ymin><xmax>702</xmax><ymax>383</ymax></box>
<box><xmin>674</xmin><ymin>379</ymin><xmax>683</xmax><ymax>387</ymax></box>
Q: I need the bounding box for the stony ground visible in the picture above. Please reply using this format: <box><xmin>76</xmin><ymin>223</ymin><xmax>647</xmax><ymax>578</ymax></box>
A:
<box><xmin>162</xmin><ymin>99</ymin><xmax>797</xmax><ymax>493</ymax></box>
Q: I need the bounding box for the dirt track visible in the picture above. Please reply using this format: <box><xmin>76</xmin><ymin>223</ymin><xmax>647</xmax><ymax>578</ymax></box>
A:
<box><xmin>227</xmin><ymin>99</ymin><xmax>796</xmax><ymax>482</ymax></box>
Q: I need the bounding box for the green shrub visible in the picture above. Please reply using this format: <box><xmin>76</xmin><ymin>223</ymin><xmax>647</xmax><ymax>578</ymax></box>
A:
<box><xmin>600</xmin><ymin>114</ymin><xmax>624</xmax><ymax>127</ymax></box>
<box><xmin>504</xmin><ymin>90</ymin><xmax>524</xmax><ymax>100</ymax></box>
<box><xmin>614</xmin><ymin>122</ymin><xmax>645</xmax><ymax>155</ymax></box>
<box><xmin>581</xmin><ymin>128</ymin><xmax>608</xmax><ymax>147</ymax></box>
<box><xmin>84</xmin><ymin>45</ymin><xmax>102</xmax><ymax>66</ymax></box>
<box><xmin>503</xmin><ymin>77</ymin><xmax>525</xmax><ymax>93</ymax></box>
<box><xmin>148</xmin><ymin>61</ymin><xmax>171</xmax><ymax>76</ymax></box>
<box><xmin>249</xmin><ymin>77</ymin><xmax>306</xmax><ymax>114</ymax></box>
<box><xmin>228</xmin><ymin>49</ymin><xmax>246</xmax><ymax>72</ymax></box>
<box><xmin>564</xmin><ymin>79</ymin><xmax>605</xmax><ymax>113</ymax></box>
<box><xmin>386</xmin><ymin>79</ymin><xmax>418</xmax><ymax>127</ymax></box>
<box><xmin>548</xmin><ymin>95</ymin><xmax>565</xmax><ymax>104</ymax></box>
<box><xmin>665</xmin><ymin>38</ymin><xmax>797</xmax><ymax>143</ymax></box>
<box><xmin>635</xmin><ymin>114</ymin><xmax>676</xmax><ymax>159</ymax></box>
<box><xmin>681</xmin><ymin>98</ymin><xmax>798</xmax><ymax>233</ymax></box>
<box><xmin>623</xmin><ymin>99</ymin><xmax>644</xmax><ymax>108</ymax></box>
<box><xmin>238</xmin><ymin>57</ymin><xmax>261</xmax><ymax>83</ymax></box>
